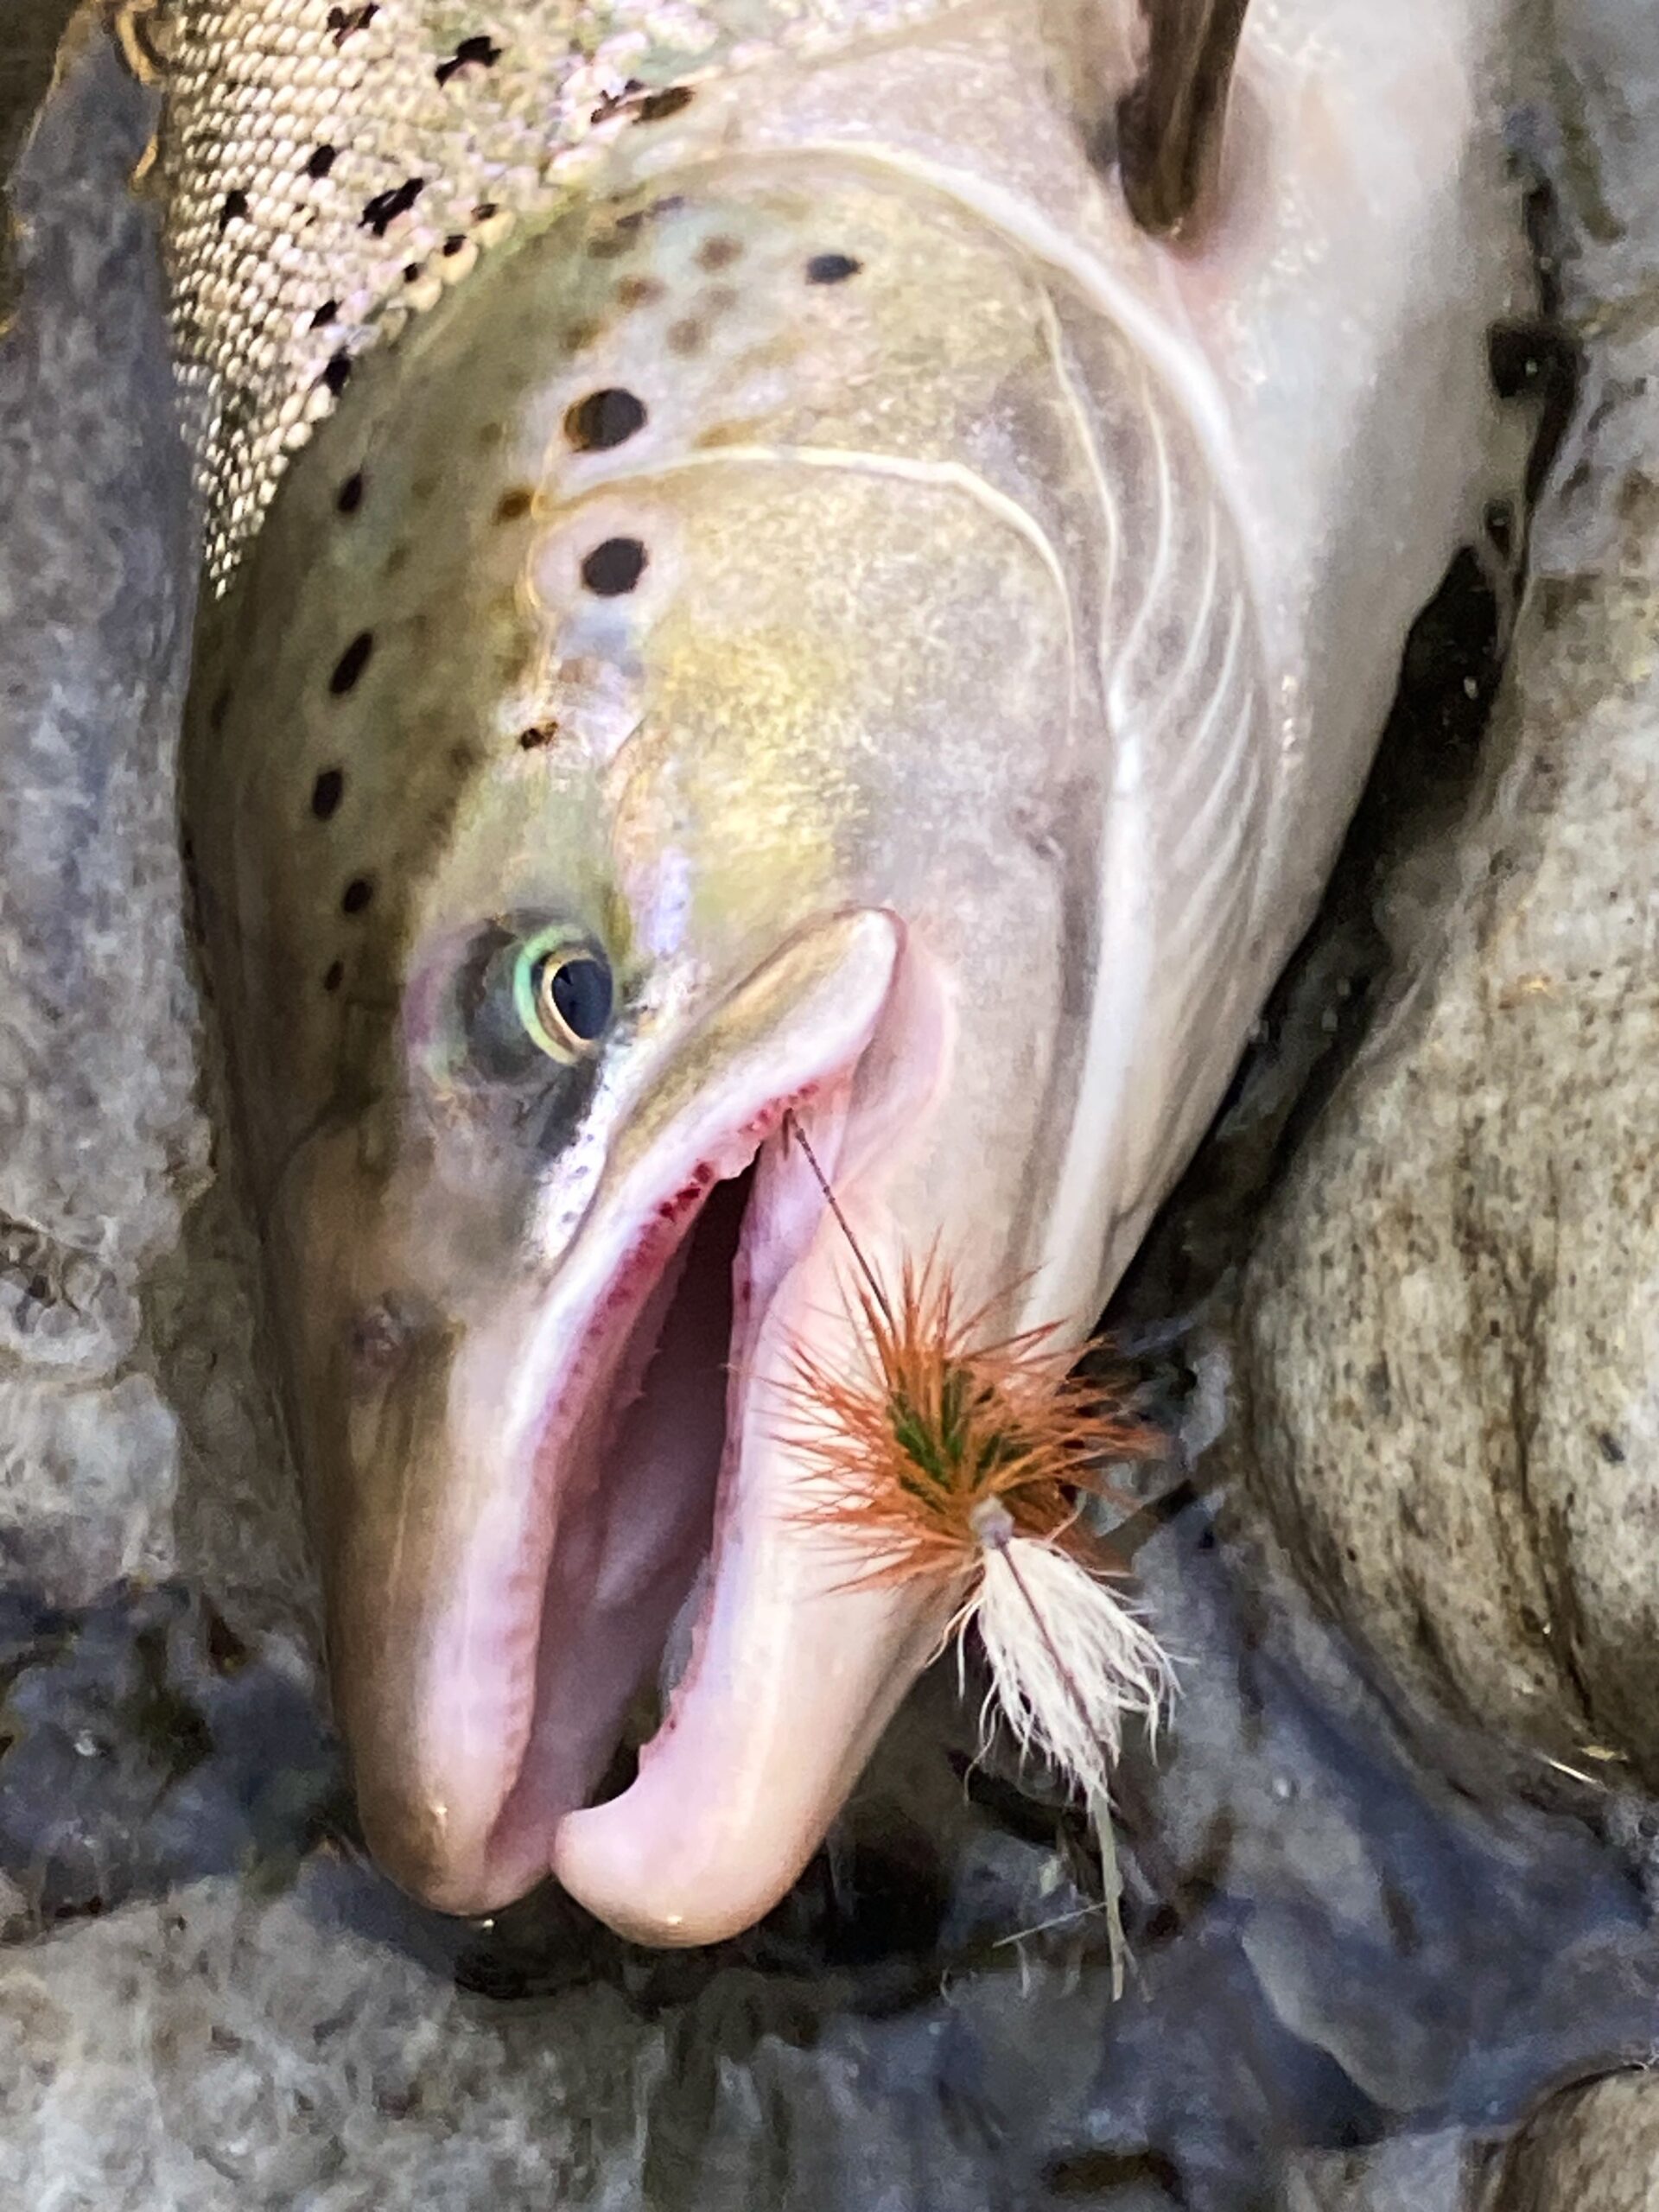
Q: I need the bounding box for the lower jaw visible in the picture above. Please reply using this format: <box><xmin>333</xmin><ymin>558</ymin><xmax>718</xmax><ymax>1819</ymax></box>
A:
<box><xmin>466</xmin><ymin>1047</ymin><xmax>894</xmax><ymax>1905</ymax></box>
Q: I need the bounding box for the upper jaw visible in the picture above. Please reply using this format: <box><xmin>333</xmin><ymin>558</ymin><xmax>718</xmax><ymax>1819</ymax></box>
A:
<box><xmin>316</xmin><ymin>906</ymin><xmax>962</xmax><ymax>1935</ymax></box>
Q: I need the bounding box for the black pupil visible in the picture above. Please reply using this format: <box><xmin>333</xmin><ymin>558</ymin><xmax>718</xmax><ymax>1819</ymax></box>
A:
<box><xmin>545</xmin><ymin>953</ymin><xmax>612</xmax><ymax>1042</ymax></box>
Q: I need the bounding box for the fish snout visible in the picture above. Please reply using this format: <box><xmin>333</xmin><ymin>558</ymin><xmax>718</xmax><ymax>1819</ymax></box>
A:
<box><xmin>289</xmin><ymin>912</ymin><xmax>934</xmax><ymax>1931</ymax></box>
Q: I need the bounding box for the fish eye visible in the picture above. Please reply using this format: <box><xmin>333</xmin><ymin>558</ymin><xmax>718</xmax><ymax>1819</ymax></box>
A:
<box><xmin>512</xmin><ymin>926</ymin><xmax>614</xmax><ymax>1061</ymax></box>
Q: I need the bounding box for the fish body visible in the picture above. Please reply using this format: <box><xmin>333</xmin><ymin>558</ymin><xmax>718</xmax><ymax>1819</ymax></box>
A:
<box><xmin>171</xmin><ymin>0</ymin><xmax>1523</xmax><ymax>1939</ymax></box>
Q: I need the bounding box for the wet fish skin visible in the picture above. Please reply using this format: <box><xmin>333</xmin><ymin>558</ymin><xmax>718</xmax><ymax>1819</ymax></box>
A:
<box><xmin>170</xmin><ymin>0</ymin><xmax>1523</xmax><ymax>1941</ymax></box>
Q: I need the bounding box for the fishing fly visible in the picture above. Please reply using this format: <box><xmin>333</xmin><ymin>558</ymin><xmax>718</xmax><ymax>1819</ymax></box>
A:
<box><xmin>776</xmin><ymin>1109</ymin><xmax>1174</xmax><ymax>1976</ymax></box>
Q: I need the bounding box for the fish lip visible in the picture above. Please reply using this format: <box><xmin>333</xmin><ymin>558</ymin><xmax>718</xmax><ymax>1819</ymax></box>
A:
<box><xmin>347</xmin><ymin>909</ymin><xmax>907</xmax><ymax>1917</ymax></box>
<box><xmin>463</xmin><ymin>1105</ymin><xmax>823</xmax><ymax>1904</ymax></box>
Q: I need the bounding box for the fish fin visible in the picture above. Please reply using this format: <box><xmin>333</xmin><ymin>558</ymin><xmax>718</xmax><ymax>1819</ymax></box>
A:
<box><xmin>1117</xmin><ymin>0</ymin><xmax>1249</xmax><ymax>238</ymax></box>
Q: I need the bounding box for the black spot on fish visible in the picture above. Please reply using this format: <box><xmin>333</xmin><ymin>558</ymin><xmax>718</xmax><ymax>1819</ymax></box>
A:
<box><xmin>321</xmin><ymin>350</ymin><xmax>353</xmax><ymax>397</ymax></box>
<box><xmin>616</xmin><ymin>276</ymin><xmax>664</xmax><ymax>308</ymax></box>
<box><xmin>360</xmin><ymin>178</ymin><xmax>425</xmax><ymax>238</ymax></box>
<box><xmin>667</xmin><ymin>318</ymin><xmax>704</xmax><ymax>356</ymax></box>
<box><xmin>634</xmin><ymin>86</ymin><xmax>694</xmax><ymax>123</ymax></box>
<box><xmin>219</xmin><ymin>190</ymin><xmax>249</xmax><ymax>232</ymax></box>
<box><xmin>311</xmin><ymin>769</ymin><xmax>345</xmax><ymax>819</ymax></box>
<box><xmin>341</xmin><ymin>877</ymin><xmax>375</xmax><ymax>915</ymax></box>
<box><xmin>697</xmin><ymin>235</ymin><xmax>741</xmax><ymax>271</ymax></box>
<box><xmin>327</xmin><ymin>3</ymin><xmax>377</xmax><ymax>43</ymax></box>
<box><xmin>329</xmin><ymin>632</ymin><xmax>374</xmax><ymax>695</ymax></box>
<box><xmin>305</xmin><ymin>145</ymin><xmax>337</xmax><ymax>179</ymax></box>
<box><xmin>588</xmin><ymin>232</ymin><xmax>632</xmax><ymax>261</ymax></box>
<box><xmin>518</xmin><ymin>724</ymin><xmax>556</xmax><ymax>750</ymax></box>
<box><xmin>323</xmin><ymin>961</ymin><xmax>345</xmax><ymax>993</ymax></box>
<box><xmin>207</xmin><ymin>687</ymin><xmax>232</xmax><ymax>734</ymax></box>
<box><xmin>442</xmin><ymin>234</ymin><xmax>467</xmax><ymax>257</ymax></box>
<box><xmin>563</xmin><ymin>319</ymin><xmax>601</xmax><ymax>353</ymax></box>
<box><xmin>1598</xmin><ymin>1429</ymin><xmax>1627</xmax><ymax>1465</ymax></box>
<box><xmin>806</xmin><ymin>251</ymin><xmax>861</xmax><ymax>284</ymax></box>
<box><xmin>435</xmin><ymin>33</ymin><xmax>502</xmax><ymax>84</ymax></box>
<box><xmin>582</xmin><ymin>538</ymin><xmax>648</xmax><ymax>595</ymax></box>
<box><xmin>309</xmin><ymin>298</ymin><xmax>340</xmax><ymax>329</ymax></box>
<box><xmin>590</xmin><ymin>77</ymin><xmax>645</xmax><ymax>125</ymax></box>
<box><xmin>336</xmin><ymin>472</ymin><xmax>365</xmax><ymax>514</ymax></box>
<box><xmin>403</xmin><ymin>262</ymin><xmax>422</xmax><ymax>283</ymax></box>
<box><xmin>565</xmin><ymin>389</ymin><xmax>647</xmax><ymax>452</ymax></box>
<box><xmin>494</xmin><ymin>488</ymin><xmax>533</xmax><ymax>522</ymax></box>
<box><xmin>474</xmin><ymin>201</ymin><xmax>498</xmax><ymax>221</ymax></box>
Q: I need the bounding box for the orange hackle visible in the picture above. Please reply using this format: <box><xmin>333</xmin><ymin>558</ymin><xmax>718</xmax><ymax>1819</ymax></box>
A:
<box><xmin>775</xmin><ymin>1116</ymin><xmax>1173</xmax><ymax>1999</ymax></box>
<box><xmin>773</xmin><ymin>1116</ymin><xmax>1160</xmax><ymax>1592</ymax></box>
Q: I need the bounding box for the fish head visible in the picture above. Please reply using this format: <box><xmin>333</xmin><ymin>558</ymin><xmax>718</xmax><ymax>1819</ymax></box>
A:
<box><xmin>188</xmin><ymin>171</ymin><xmax>1122</xmax><ymax>1943</ymax></box>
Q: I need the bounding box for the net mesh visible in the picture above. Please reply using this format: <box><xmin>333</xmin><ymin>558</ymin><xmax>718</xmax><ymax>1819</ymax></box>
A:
<box><xmin>147</xmin><ymin>0</ymin><xmax>953</xmax><ymax>588</ymax></box>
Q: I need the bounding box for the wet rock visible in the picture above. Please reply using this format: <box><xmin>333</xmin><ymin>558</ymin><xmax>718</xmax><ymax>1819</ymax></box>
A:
<box><xmin>0</xmin><ymin>1373</ymin><xmax>180</xmax><ymax>1602</ymax></box>
<box><xmin>0</xmin><ymin>1864</ymin><xmax>1131</xmax><ymax>2212</ymax></box>
<box><xmin>0</xmin><ymin>0</ymin><xmax>81</xmax><ymax>301</ymax></box>
<box><xmin>1280</xmin><ymin>2129</ymin><xmax>1472</xmax><ymax>2212</ymax></box>
<box><xmin>1481</xmin><ymin>2073</ymin><xmax>1659</xmax><ymax>2212</ymax></box>
<box><xmin>0</xmin><ymin>31</ymin><xmax>201</xmax><ymax>1376</ymax></box>
<box><xmin>0</xmin><ymin>1529</ymin><xmax>1651</xmax><ymax>2209</ymax></box>
<box><xmin>1222</xmin><ymin>0</ymin><xmax>1659</xmax><ymax>1804</ymax></box>
<box><xmin>0</xmin><ymin>22</ymin><xmax>312</xmax><ymax>1644</ymax></box>
<box><xmin>0</xmin><ymin>1581</ymin><xmax>335</xmax><ymax>1927</ymax></box>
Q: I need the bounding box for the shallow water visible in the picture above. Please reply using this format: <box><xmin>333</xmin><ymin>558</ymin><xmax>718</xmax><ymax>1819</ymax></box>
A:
<box><xmin>3</xmin><ymin>5</ymin><xmax>1659</xmax><ymax>2207</ymax></box>
<box><xmin>2</xmin><ymin>1504</ymin><xmax>1656</xmax><ymax>2208</ymax></box>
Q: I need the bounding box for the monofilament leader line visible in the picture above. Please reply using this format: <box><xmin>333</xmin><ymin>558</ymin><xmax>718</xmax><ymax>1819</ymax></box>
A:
<box><xmin>777</xmin><ymin>1109</ymin><xmax>1174</xmax><ymax>1992</ymax></box>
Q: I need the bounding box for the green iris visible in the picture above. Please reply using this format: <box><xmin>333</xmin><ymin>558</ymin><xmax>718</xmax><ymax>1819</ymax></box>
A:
<box><xmin>512</xmin><ymin>925</ymin><xmax>614</xmax><ymax>1061</ymax></box>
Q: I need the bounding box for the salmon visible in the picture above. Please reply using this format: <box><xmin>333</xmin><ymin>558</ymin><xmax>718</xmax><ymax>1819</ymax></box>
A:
<box><xmin>153</xmin><ymin>0</ymin><xmax>1525</xmax><ymax>1940</ymax></box>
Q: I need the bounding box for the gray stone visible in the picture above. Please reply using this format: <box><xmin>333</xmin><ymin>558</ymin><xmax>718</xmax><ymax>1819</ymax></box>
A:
<box><xmin>1280</xmin><ymin>2130</ymin><xmax>1475</xmax><ymax>2212</ymax></box>
<box><xmin>0</xmin><ymin>1864</ymin><xmax>1134</xmax><ymax>2212</ymax></box>
<box><xmin>0</xmin><ymin>29</ymin><xmax>220</xmax><ymax>1612</ymax></box>
<box><xmin>1224</xmin><ymin>0</ymin><xmax>1659</xmax><ymax>1807</ymax></box>
<box><xmin>0</xmin><ymin>31</ymin><xmax>200</xmax><ymax>1373</ymax></box>
<box><xmin>0</xmin><ymin>1370</ymin><xmax>180</xmax><ymax>1601</ymax></box>
<box><xmin>0</xmin><ymin>0</ymin><xmax>80</xmax><ymax>292</ymax></box>
<box><xmin>0</xmin><ymin>26</ymin><xmax>314</xmax><ymax>1639</ymax></box>
<box><xmin>1480</xmin><ymin>2073</ymin><xmax>1659</xmax><ymax>2212</ymax></box>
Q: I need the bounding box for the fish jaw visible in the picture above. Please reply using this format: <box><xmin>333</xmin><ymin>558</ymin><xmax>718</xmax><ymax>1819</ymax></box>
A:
<box><xmin>289</xmin><ymin>906</ymin><xmax>969</xmax><ymax>1925</ymax></box>
<box><xmin>549</xmin><ymin>1252</ymin><xmax>959</xmax><ymax>1945</ymax></box>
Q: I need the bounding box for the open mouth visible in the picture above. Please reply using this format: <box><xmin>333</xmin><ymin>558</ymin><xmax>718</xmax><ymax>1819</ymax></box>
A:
<box><xmin>333</xmin><ymin>909</ymin><xmax>957</xmax><ymax>1942</ymax></box>
<box><xmin>463</xmin><ymin>1119</ymin><xmax>801</xmax><ymax>1914</ymax></box>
